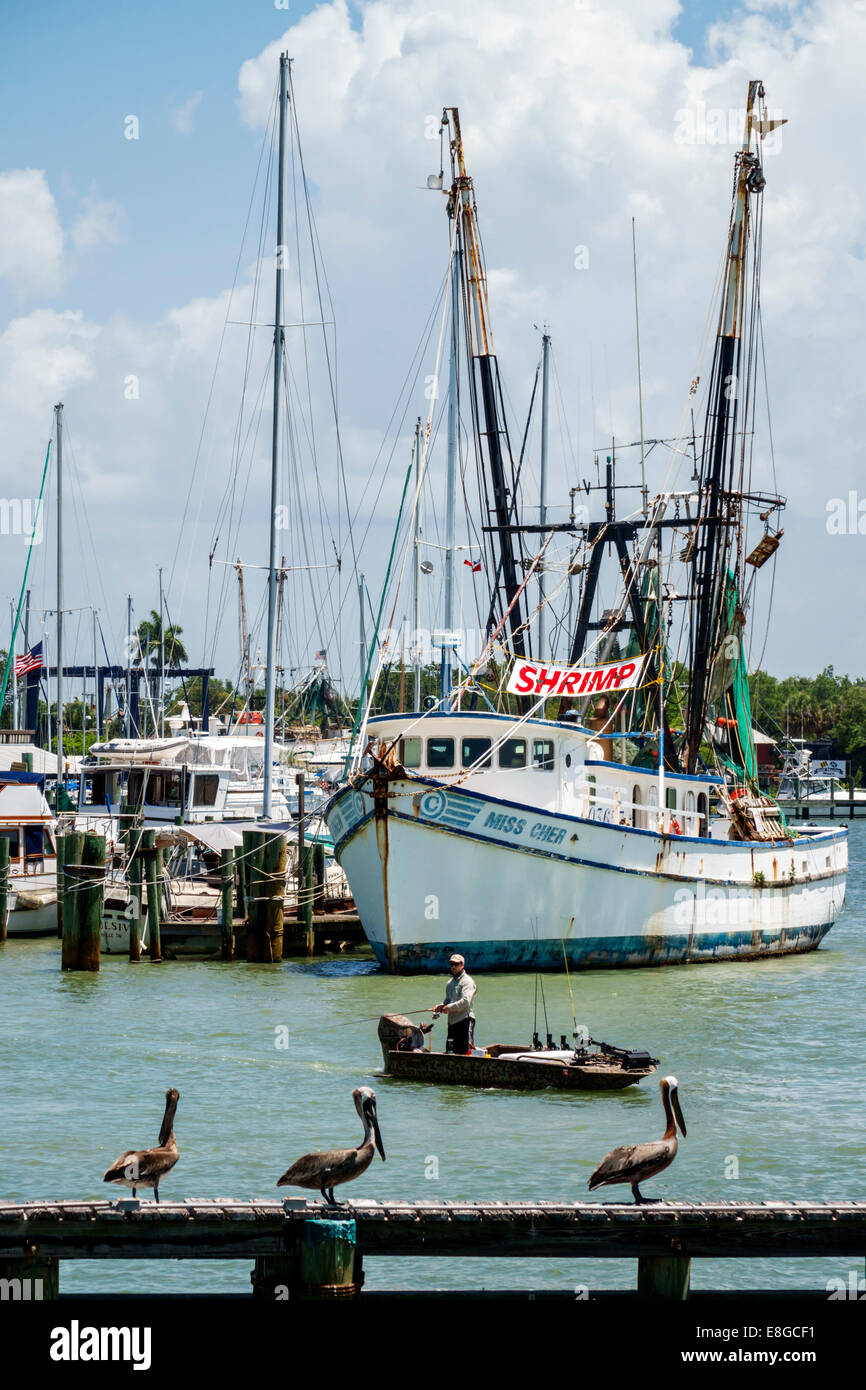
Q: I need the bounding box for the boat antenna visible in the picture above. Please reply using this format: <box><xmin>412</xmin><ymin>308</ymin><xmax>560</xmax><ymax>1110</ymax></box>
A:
<box><xmin>560</xmin><ymin>923</ymin><xmax>578</xmax><ymax>1044</ymax></box>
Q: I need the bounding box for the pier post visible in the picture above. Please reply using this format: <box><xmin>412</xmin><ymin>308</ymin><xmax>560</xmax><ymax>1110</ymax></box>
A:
<box><xmin>299</xmin><ymin>1218</ymin><xmax>359</xmax><ymax>1298</ymax></box>
<box><xmin>60</xmin><ymin>832</ymin><xmax>104</xmax><ymax>971</ymax></box>
<box><xmin>78</xmin><ymin>832</ymin><xmax>105</xmax><ymax>971</ymax></box>
<box><xmin>0</xmin><ymin>836</ymin><xmax>9</xmax><ymax>942</ymax></box>
<box><xmin>637</xmin><ymin>1253</ymin><xmax>691</xmax><ymax>1300</ymax></box>
<box><xmin>55</xmin><ymin>832</ymin><xmax>67</xmax><ymax>937</ymax></box>
<box><xmin>128</xmin><ymin>829</ymin><xmax>142</xmax><ymax>964</ymax></box>
<box><xmin>312</xmin><ymin>840</ymin><xmax>326</xmax><ymax>913</ymax></box>
<box><xmin>299</xmin><ymin>845</ymin><xmax>315</xmax><ymax>955</ymax></box>
<box><xmin>245</xmin><ymin>830</ymin><xmax>285</xmax><ymax>962</ymax></box>
<box><xmin>221</xmin><ymin>847</ymin><xmax>235</xmax><ymax>961</ymax></box>
<box><xmin>142</xmin><ymin>829</ymin><xmax>162</xmax><ymax>964</ymax></box>
<box><xmin>60</xmin><ymin>831</ymin><xmax>83</xmax><ymax>969</ymax></box>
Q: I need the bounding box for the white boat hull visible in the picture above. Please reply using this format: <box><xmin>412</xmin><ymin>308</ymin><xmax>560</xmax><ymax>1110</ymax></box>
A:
<box><xmin>327</xmin><ymin>779</ymin><xmax>847</xmax><ymax>972</ymax></box>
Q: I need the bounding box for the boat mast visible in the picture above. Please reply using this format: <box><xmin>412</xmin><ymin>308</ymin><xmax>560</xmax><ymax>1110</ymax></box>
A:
<box><xmin>538</xmin><ymin>327</ymin><xmax>550</xmax><ymax>659</ymax></box>
<box><xmin>9</xmin><ymin>601</ymin><xmax>17</xmax><ymax>729</ymax></box>
<box><xmin>684</xmin><ymin>80</ymin><xmax>768</xmax><ymax>775</ymax></box>
<box><xmin>263</xmin><ymin>51</ymin><xmax>289</xmax><ymax>819</ymax></box>
<box><xmin>54</xmin><ymin>402</ymin><xmax>64</xmax><ymax>791</ymax></box>
<box><xmin>358</xmin><ymin>572</ymin><xmax>367</xmax><ymax>722</ymax></box>
<box><xmin>125</xmin><ymin>594</ymin><xmax>132</xmax><ymax>736</ymax></box>
<box><xmin>444</xmin><ymin>254</ymin><xmax>459</xmax><ymax>686</ymax></box>
<box><xmin>92</xmin><ymin>606</ymin><xmax>100</xmax><ymax>740</ymax></box>
<box><xmin>443</xmin><ymin>108</ymin><xmax>527</xmax><ymax>660</ymax></box>
<box><xmin>412</xmin><ymin>417</ymin><xmax>423</xmax><ymax>710</ymax></box>
<box><xmin>158</xmin><ymin>565</ymin><xmax>165</xmax><ymax>736</ymax></box>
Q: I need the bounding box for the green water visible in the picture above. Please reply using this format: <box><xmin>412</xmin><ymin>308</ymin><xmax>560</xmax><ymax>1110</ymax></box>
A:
<box><xmin>2</xmin><ymin>823</ymin><xmax>865</xmax><ymax>1296</ymax></box>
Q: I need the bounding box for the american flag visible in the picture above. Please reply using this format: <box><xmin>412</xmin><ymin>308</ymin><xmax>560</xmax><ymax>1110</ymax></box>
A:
<box><xmin>464</xmin><ymin>558</ymin><xmax>482</xmax><ymax>572</ymax></box>
<box><xmin>314</xmin><ymin>649</ymin><xmax>327</xmax><ymax>661</ymax></box>
<box><xmin>14</xmin><ymin>641</ymin><xmax>42</xmax><ymax>678</ymax></box>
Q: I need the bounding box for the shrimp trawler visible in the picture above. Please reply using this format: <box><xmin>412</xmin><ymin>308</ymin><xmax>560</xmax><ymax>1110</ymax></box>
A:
<box><xmin>326</xmin><ymin>86</ymin><xmax>847</xmax><ymax>973</ymax></box>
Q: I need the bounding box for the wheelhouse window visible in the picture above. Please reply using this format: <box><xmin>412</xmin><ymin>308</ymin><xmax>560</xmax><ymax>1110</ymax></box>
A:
<box><xmin>24</xmin><ymin>825</ymin><xmax>50</xmax><ymax>859</ymax></box>
<box><xmin>0</xmin><ymin>828</ymin><xmax>20</xmax><ymax>861</ymax></box>
<box><xmin>399</xmin><ymin>737</ymin><xmax>422</xmax><ymax>769</ymax></box>
<box><xmin>427</xmin><ymin>738</ymin><xmax>455</xmax><ymax>769</ymax></box>
<box><xmin>461</xmin><ymin>737</ymin><xmax>492</xmax><ymax>769</ymax></box>
<box><xmin>666</xmin><ymin>788</ymin><xmax>677</xmax><ymax>811</ymax></box>
<box><xmin>192</xmin><ymin>774</ymin><xmax>219</xmax><ymax>808</ymax></box>
<box><xmin>81</xmin><ymin>772</ymin><xmax>111</xmax><ymax>807</ymax></box>
<box><xmin>145</xmin><ymin>772</ymin><xmax>183</xmax><ymax>807</ymax></box>
<box><xmin>532</xmin><ymin>739</ymin><xmax>555</xmax><ymax>770</ymax></box>
<box><xmin>697</xmin><ymin>792</ymin><xmax>708</xmax><ymax>837</ymax></box>
<box><xmin>498</xmin><ymin>738</ymin><xmax>527</xmax><ymax>769</ymax></box>
<box><xmin>632</xmin><ymin>784</ymin><xmax>643</xmax><ymax>829</ymax></box>
<box><xmin>685</xmin><ymin>790</ymin><xmax>696</xmax><ymax>835</ymax></box>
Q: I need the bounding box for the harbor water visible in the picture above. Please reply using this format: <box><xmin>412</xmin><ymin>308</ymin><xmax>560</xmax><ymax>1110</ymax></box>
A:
<box><xmin>2</xmin><ymin>823</ymin><xmax>865</xmax><ymax>1295</ymax></box>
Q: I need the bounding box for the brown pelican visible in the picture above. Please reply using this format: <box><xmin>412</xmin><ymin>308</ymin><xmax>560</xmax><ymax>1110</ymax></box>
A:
<box><xmin>277</xmin><ymin>1086</ymin><xmax>385</xmax><ymax>1206</ymax></box>
<box><xmin>103</xmin><ymin>1088</ymin><xmax>179</xmax><ymax>1203</ymax></box>
<box><xmin>588</xmin><ymin>1075</ymin><xmax>686</xmax><ymax>1204</ymax></box>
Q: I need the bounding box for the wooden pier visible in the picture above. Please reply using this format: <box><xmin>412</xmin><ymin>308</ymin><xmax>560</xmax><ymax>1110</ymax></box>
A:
<box><xmin>1</xmin><ymin>1198</ymin><xmax>863</xmax><ymax>1299</ymax></box>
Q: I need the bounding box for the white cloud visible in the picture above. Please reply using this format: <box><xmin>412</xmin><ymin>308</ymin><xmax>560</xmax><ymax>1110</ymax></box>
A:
<box><xmin>70</xmin><ymin>192</ymin><xmax>124</xmax><ymax>252</ymax></box>
<box><xmin>2</xmin><ymin>0</ymin><xmax>866</xmax><ymax>680</ymax></box>
<box><xmin>172</xmin><ymin>91</ymin><xmax>203</xmax><ymax>135</ymax></box>
<box><xmin>0</xmin><ymin>169</ymin><xmax>64</xmax><ymax>294</ymax></box>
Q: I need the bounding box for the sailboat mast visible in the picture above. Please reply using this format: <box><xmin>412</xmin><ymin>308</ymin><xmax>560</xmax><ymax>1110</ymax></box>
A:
<box><xmin>538</xmin><ymin>327</ymin><xmax>550</xmax><ymax>659</ymax></box>
<box><xmin>54</xmin><ymin>402</ymin><xmax>64</xmax><ymax>791</ymax></box>
<box><xmin>263</xmin><ymin>51</ymin><xmax>289</xmax><ymax>819</ymax></box>
<box><xmin>412</xmin><ymin>417</ymin><xmax>423</xmax><ymax>710</ymax></box>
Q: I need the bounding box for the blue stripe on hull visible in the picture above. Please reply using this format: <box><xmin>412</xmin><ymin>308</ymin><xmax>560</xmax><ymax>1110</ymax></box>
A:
<box><xmin>367</xmin><ymin>923</ymin><xmax>832</xmax><ymax>973</ymax></box>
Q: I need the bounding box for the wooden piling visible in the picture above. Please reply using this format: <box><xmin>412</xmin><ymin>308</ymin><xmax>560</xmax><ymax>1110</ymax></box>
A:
<box><xmin>55</xmin><ymin>832</ymin><xmax>67</xmax><ymax>938</ymax></box>
<box><xmin>637</xmin><ymin>1254</ymin><xmax>691</xmax><ymax>1300</ymax></box>
<box><xmin>60</xmin><ymin>832</ymin><xmax>83</xmax><ymax>970</ymax></box>
<box><xmin>60</xmin><ymin>832</ymin><xmax>104</xmax><ymax>971</ymax></box>
<box><xmin>142</xmin><ymin>829</ymin><xmax>162</xmax><ymax>964</ymax></box>
<box><xmin>0</xmin><ymin>836</ymin><xmax>9</xmax><ymax>943</ymax></box>
<box><xmin>299</xmin><ymin>845</ymin><xmax>315</xmax><ymax>955</ymax></box>
<box><xmin>245</xmin><ymin>830</ymin><xmax>286</xmax><ymax>962</ymax></box>
<box><xmin>77</xmin><ymin>832</ymin><xmax>104</xmax><ymax>971</ymax></box>
<box><xmin>298</xmin><ymin>1218</ymin><xmax>359</xmax><ymax>1298</ymax></box>
<box><xmin>221</xmin><ymin>847</ymin><xmax>235</xmax><ymax>961</ymax></box>
<box><xmin>312</xmin><ymin>840</ymin><xmax>326</xmax><ymax>913</ymax></box>
<box><xmin>128</xmin><ymin>831</ymin><xmax>142</xmax><ymax>964</ymax></box>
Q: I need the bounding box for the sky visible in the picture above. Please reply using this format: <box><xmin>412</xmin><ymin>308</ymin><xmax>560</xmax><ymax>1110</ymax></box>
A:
<box><xmin>1</xmin><ymin>0</ymin><xmax>864</xmax><ymax>714</ymax></box>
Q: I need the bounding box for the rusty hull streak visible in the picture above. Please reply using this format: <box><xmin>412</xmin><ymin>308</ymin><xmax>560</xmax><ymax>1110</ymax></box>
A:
<box><xmin>371</xmin><ymin>744</ymin><xmax>401</xmax><ymax>973</ymax></box>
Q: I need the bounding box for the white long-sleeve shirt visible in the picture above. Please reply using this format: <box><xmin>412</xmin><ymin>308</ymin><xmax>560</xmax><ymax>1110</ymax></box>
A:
<box><xmin>442</xmin><ymin>970</ymin><xmax>477</xmax><ymax>1022</ymax></box>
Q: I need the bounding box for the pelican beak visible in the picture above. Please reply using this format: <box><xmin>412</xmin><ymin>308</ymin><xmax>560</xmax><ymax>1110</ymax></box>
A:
<box><xmin>367</xmin><ymin>1098</ymin><xmax>386</xmax><ymax>1161</ymax></box>
<box><xmin>672</xmin><ymin>1087</ymin><xmax>687</xmax><ymax>1138</ymax></box>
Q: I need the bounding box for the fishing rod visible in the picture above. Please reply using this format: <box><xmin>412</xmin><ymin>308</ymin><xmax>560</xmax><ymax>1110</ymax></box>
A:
<box><xmin>561</xmin><ymin>919</ymin><xmax>578</xmax><ymax>1042</ymax></box>
<box><xmin>348</xmin><ymin>1008</ymin><xmax>437</xmax><ymax>1026</ymax></box>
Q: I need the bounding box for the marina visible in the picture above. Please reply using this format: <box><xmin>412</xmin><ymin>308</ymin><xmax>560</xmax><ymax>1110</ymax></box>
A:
<box><xmin>1</xmin><ymin>3</ymin><xmax>865</xmax><ymax>1360</ymax></box>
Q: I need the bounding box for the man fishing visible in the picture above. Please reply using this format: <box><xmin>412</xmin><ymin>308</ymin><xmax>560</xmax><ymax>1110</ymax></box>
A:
<box><xmin>432</xmin><ymin>953</ymin><xmax>477</xmax><ymax>1054</ymax></box>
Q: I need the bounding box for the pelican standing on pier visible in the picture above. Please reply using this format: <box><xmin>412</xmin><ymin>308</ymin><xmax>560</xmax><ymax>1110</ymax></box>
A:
<box><xmin>588</xmin><ymin>1076</ymin><xmax>686</xmax><ymax>1204</ymax></box>
<box><xmin>103</xmin><ymin>1088</ymin><xmax>180</xmax><ymax>1203</ymax></box>
<box><xmin>277</xmin><ymin>1086</ymin><xmax>385</xmax><ymax>1206</ymax></box>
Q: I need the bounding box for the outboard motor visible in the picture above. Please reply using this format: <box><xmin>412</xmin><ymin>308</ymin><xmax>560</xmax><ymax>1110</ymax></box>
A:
<box><xmin>377</xmin><ymin>1014</ymin><xmax>433</xmax><ymax>1068</ymax></box>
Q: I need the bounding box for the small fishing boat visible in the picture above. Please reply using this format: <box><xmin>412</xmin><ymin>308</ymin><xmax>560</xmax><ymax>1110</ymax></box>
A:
<box><xmin>377</xmin><ymin>1014</ymin><xmax>657</xmax><ymax>1091</ymax></box>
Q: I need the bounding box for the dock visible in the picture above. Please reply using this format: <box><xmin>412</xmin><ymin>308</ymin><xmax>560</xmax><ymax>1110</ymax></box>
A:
<box><xmin>1</xmin><ymin>1198</ymin><xmax>863</xmax><ymax>1299</ymax></box>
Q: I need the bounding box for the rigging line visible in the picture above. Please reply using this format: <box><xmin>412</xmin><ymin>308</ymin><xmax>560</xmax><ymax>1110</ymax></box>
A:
<box><xmin>170</xmin><ymin>73</ymin><xmax>279</xmax><ymax>603</ymax></box>
<box><xmin>288</xmin><ymin>70</ymin><xmax>356</xmax><ymax>582</ymax></box>
<box><xmin>60</xmin><ymin>421</ymin><xmax>122</xmax><ymax>661</ymax></box>
<box><xmin>206</xmin><ymin>356</ymin><xmax>274</xmax><ymax>671</ymax></box>
<box><xmin>0</xmin><ymin>431</ymin><xmax>52</xmax><ymax>715</ymax></box>
<box><xmin>355</xmin><ymin>219</ymin><xmax>460</xmax><ymax>746</ymax></box>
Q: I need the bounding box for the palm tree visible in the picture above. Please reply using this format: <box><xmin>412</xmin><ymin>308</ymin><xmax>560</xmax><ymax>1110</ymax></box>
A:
<box><xmin>135</xmin><ymin>612</ymin><xmax>188</xmax><ymax>734</ymax></box>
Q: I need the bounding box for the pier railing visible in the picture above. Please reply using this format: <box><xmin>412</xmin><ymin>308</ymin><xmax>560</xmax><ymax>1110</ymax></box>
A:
<box><xmin>1</xmin><ymin>1198</ymin><xmax>864</xmax><ymax>1300</ymax></box>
